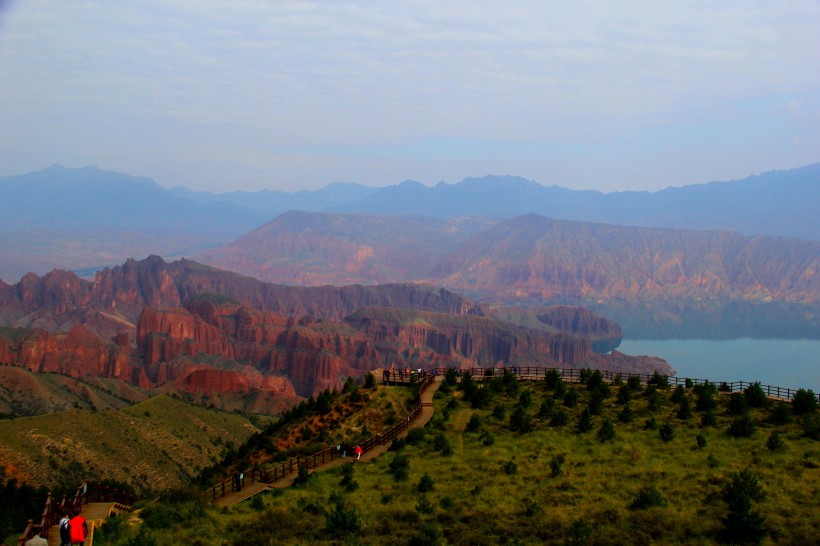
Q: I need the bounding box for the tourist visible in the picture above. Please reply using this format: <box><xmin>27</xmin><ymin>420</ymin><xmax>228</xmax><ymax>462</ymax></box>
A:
<box><xmin>59</xmin><ymin>513</ymin><xmax>71</xmax><ymax>546</ymax></box>
<box><xmin>355</xmin><ymin>445</ymin><xmax>363</xmax><ymax>460</ymax></box>
<box><xmin>233</xmin><ymin>470</ymin><xmax>241</xmax><ymax>492</ymax></box>
<box><xmin>68</xmin><ymin>513</ymin><xmax>88</xmax><ymax>545</ymax></box>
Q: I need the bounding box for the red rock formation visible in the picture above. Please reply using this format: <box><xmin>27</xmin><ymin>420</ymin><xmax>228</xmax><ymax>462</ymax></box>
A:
<box><xmin>536</xmin><ymin>306</ymin><xmax>622</xmax><ymax>339</ymax></box>
<box><xmin>0</xmin><ymin>325</ymin><xmax>149</xmax><ymax>388</ymax></box>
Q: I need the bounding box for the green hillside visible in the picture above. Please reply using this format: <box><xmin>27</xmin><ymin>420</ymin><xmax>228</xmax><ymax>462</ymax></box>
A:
<box><xmin>93</xmin><ymin>373</ymin><xmax>819</xmax><ymax>545</ymax></box>
<box><xmin>0</xmin><ymin>395</ymin><xmax>260</xmax><ymax>494</ymax></box>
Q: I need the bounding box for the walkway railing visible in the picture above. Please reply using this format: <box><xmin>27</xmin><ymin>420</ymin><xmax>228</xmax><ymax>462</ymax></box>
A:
<box><xmin>202</xmin><ymin>372</ymin><xmax>437</xmax><ymax>503</ymax></box>
<box><xmin>18</xmin><ymin>481</ymin><xmax>134</xmax><ymax>546</ymax></box>
<box><xmin>429</xmin><ymin>366</ymin><xmax>817</xmax><ymax>402</ymax></box>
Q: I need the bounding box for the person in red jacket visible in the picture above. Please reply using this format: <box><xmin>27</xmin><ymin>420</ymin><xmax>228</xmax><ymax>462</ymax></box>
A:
<box><xmin>68</xmin><ymin>513</ymin><xmax>88</xmax><ymax>545</ymax></box>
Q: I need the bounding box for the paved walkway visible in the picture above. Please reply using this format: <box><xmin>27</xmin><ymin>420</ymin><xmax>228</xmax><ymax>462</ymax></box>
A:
<box><xmin>214</xmin><ymin>376</ymin><xmax>442</xmax><ymax>507</ymax></box>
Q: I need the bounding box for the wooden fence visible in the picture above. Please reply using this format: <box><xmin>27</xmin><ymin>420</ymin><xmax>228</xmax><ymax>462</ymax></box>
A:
<box><xmin>202</xmin><ymin>372</ymin><xmax>436</xmax><ymax>502</ymax></box>
<box><xmin>430</xmin><ymin>366</ymin><xmax>817</xmax><ymax>402</ymax></box>
<box><xmin>18</xmin><ymin>481</ymin><xmax>134</xmax><ymax>546</ymax></box>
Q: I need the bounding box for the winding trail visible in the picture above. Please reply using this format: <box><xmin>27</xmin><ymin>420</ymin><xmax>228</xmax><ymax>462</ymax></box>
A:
<box><xmin>214</xmin><ymin>376</ymin><xmax>442</xmax><ymax>507</ymax></box>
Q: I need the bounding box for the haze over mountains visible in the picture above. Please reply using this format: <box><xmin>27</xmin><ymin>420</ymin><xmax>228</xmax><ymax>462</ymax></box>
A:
<box><xmin>1</xmin><ymin>163</ymin><xmax>818</xmax><ymax>282</ymax></box>
<box><xmin>172</xmin><ymin>163</ymin><xmax>820</xmax><ymax>240</ymax></box>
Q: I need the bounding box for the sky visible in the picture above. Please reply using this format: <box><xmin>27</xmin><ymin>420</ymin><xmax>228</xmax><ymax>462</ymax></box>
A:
<box><xmin>1</xmin><ymin>1</ymin><xmax>819</xmax><ymax>193</ymax></box>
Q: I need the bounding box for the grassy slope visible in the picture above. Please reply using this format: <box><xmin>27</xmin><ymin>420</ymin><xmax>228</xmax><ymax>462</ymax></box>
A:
<box><xmin>0</xmin><ymin>395</ymin><xmax>259</xmax><ymax>493</ymax></box>
<box><xmin>0</xmin><ymin>367</ymin><xmax>148</xmax><ymax>416</ymax></box>
<box><xmin>96</xmin><ymin>379</ymin><xmax>819</xmax><ymax>545</ymax></box>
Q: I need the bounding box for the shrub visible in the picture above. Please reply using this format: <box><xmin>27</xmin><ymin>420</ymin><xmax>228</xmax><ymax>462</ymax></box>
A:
<box><xmin>417</xmin><ymin>474</ymin><xmax>435</xmax><ymax>493</ymax></box>
<box><xmin>405</xmin><ymin>428</ymin><xmax>426</xmax><ymax>446</ymax></box>
<box><xmin>677</xmin><ymin>397</ymin><xmax>693</xmax><ymax>420</ymax></box>
<box><xmin>587</xmin><ymin>370</ymin><xmax>604</xmax><ymax>391</ymax></box>
<box><xmin>588</xmin><ymin>390</ymin><xmax>605</xmax><ymax>415</ymax></box>
<box><xmin>389</xmin><ymin>454</ymin><xmax>410</xmax><ymax>482</ymax></box>
<box><xmin>519</xmin><ymin>389</ymin><xmax>533</xmax><ymax>408</ymax></box>
<box><xmin>696</xmin><ymin>433</ymin><xmax>708</xmax><ymax>449</ymax></box>
<box><xmin>342</xmin><ymin>376</ymin><xmax>356</xmax><ymax>393</ymax></box>
<box><xmin>465</xmin><ymin>413</ymin><xmax>482</xmax><ymax>433</ymax></box>
<box><xmin>433</xmin><ymin>432</ymin><xmax>452</xmax><ymax>454</ymax></box>
<box><xmin>554</xmin><ymin>377</ymin><xmax>567</xmax><ymax>398</ymax></box>
<box><xmin>801</xmin><ymin>413</ymin><xmax>820</xmax><ymax>440</ymax></box>
<box><xmin>768</xmin><ymin>402</ymin><xmax>792</xmax><ymax>425</ymax></box>
<box><xmin>502</xmin><ymin>459</ymin><xmax>518</xmax><ymax>475</ymax></box>
<box><xmin>549</xmin><ymin>454</ymin><xmax>566</xmax><ymax>477</ymax></box>
<box><xmin>744</xmin><ymin>382</ymin><xmax>768</xmax><ymax>408</ymax></box>
<box><xmin>644</xmin><ymin>416</ymin><xmax>658</xmax><ymax>430</ymax></box>
<box><xmin>765</xmin><ymin>431</ymin><xmax>784</xmax><ymax>451</ymax></box>
<box><xmin>792</xmin><ymin>389</ymin><xmax>819</xmax><ymax>415</ymax></box>
<box><xmin>720</xmin><ymin>468</ymin><xmax>767</xmax><ymax>545</ymax></box>
<box><xmin>597</xmin><ymin>418</ymin><xmax>616</xmax><ymax>442</ymax></box>
<box><xmin>627</xmin><ymin>375</ymin><xmax>643</xmax><ymax>392</ymax></box>
<box><xmin>728</xmin><ymin>414</ymin><xmax>756</xmax><ymax>438</ymax></box>
<box><xmin>545</xmin><ymin>369</ymin><xmax>562</xmax><ymax>390</ymax></box>
<box><xmin>389</xmin><ymin>437</ymin><xmax>406</xmax><ymax>451</ymax></box>
<box><xmin>718</xmin><ymin>381</ymin><xmax>732</xmax><ymax>392</ymax></box>
<box><xmin>659</xmin><ymin>422</ymin><xmax>676</xmax><ymax>442</ymax></box>
<box><xmin>575</xmin><ymin>408</ymin><xmax>594</xmax><ymax>433</ymax></box>
<box><xmin>701</xmin><ymin>410</ymin><xmax>717</xmax><ymax>427</ymax></box>
<box><xmin>509</xmin><ymin>405</ymin><xmax>533</xmax><ymax>433</ymax></box>
<box><xmin>479</xmin><ymin>431</ymin><xmax>495</xmax><ymax>446</ymax></box>
<box><xmin>324</xmin><ymin>493</ymin><xmax>361</xmax><ymax>537</ymax></box>
<box><xmin>671</xmin><ymin>385</ymin><xmax>686</xmax><ymax>403</ymax></box>
<box><xmin>564</xmin><ymin>388</ymin><xmax>580</xmax><ymax>408</ymax></box>
<box><xmin>415</xmin><ymin>494</ymin><xmax>435</xmax><ymax>515</ymax></box>
<box><xmin>340</xmin><ymin>462</ymin><xmax>358</xmax><ymax>492</ymax></box>
<box><xmin>696</xmin><ymin>383</ymin><xmax>718</xmax><ymax>412</ymax></box>
<box><xmin>646</xmin><ymin>391</ymin><xmax>662</xmax><ymax>413</ymax></box>
<box><xmin>617</xmin><ymin>404</ymin><xmax>635</xmax><ymax>424</ymax></box>
<box><xmin>471</xmin><ymin>386</ymin><xmax>493</xmax><ymax>409</ymax></box>
<box><xmin>616</xmin><ymin>384</ymin><xmax>632</xmax><ymax>405</ymax></box>
<box><xmin>579</xmin><ymin>368</ymin><xmax>593</xmax><ymax>384</ymax></box>
<box><xmin>444</xmin><ymin>368</ymin><xmax>459</xmax><ymax>386</ymax></box>
<box><xmin>629</xmin><ymin>485</ymin><xmax>667</xmax><ymax>510</ymax></box>
<box><xmin>294</xmin><ymin>464</ymin><xmax>311</xmax><ymax>486</ymax></box>
<box><xmin>648</xmin><ymin>371</ymin><xmax>669</xmax><ymax>389</ymax></box>
<box><xmin>538</xmin><ymin>398</ymin><xmax>555</xmax><ymax>419</ymax></box>
<box><xmin>728</xmin><ymin>393</ymin><xmax>749</xmax><ymax>416</ymax></box>
<box><xmin>363</xmin><ymin>372</ymin><xmax>375</xmax><ymax>389</ymax></box>
<box><xmin>550</xmin><ymin>409</ymin><xmax>569</xmax><ymax>427</ymax></box>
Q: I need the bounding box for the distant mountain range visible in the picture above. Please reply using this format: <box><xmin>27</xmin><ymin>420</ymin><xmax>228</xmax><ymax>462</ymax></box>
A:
<box><xmin>197</xmin><ymin>211</ymin><xmax>820</xmax><ymax>305</ymax></box>
<box><xmin>1</xmin><ymin>162</ymin><xmax>818</xmax><ymax>283</ymax></box>
<box><xmin>174</xmin><ymin>163</ymin><xmax>820</xmax><ymax>240</ymax></box>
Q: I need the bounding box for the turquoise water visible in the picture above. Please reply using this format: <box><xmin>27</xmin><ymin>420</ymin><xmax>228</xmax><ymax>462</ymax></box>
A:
<box><xmin>616</xmin><ymin>338</ymin><xmax>820</xmax><ymax>392</ymax></box>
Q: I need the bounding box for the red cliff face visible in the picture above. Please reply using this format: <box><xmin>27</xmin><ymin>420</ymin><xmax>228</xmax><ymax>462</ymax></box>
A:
<box><xmin>0</xmin><ymin>325</ymin><xmax>149</xmax><ymax>388</ymax></box>
<box><xmin>344</xmin><ymin>308</ymin><xmax>591</xmax><ymax>367</ymax></box>
<box><xmin>536</xmin><ymin>306</ymin><xmax>622</xmax><ymax>339</ymax></box>
<box><xmin>136</xmin><ymin>304</ymin><xmax>383</xmax><ymax>396</ymax></box>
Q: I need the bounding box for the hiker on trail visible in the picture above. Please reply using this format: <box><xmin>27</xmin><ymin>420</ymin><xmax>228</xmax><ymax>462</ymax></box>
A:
<box><xmin>68</xmin><ymin>513</ymin><xmax>88</xmax><ymax>545</ymax></box>
<box><xmin>59</xmin><ymin>513</ymin><xmax>71</xmax><ymax>546</ymax></box>
<box><xmin>341</xmin><ymin>442</ymin><xmax>348</xmax><ymax>458</ymax></box>
<box><xmin>355</xmin><ymin>445</ymin><xmax>363</xmax><ymax>460</ymax></box>
<box><xmin>233</xmin><ymin>470</ymin><xmax>241</xmax><ymax>492</ymax></box>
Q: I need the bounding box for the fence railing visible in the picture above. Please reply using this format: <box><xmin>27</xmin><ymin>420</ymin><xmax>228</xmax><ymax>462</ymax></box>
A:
<box><xmin>429</xmin><ymin>366</ymin><xmax>818</xmax><ymax>402</ymax></box>
<box><xmin>202</xmin><ymin>372</ymin><xmax>437</xmax><ymax>502</ymax></box>
<box><xmin>18</xmin><ymin>481</ymin><xmax>134</xmax><ymax>546</ymax></box>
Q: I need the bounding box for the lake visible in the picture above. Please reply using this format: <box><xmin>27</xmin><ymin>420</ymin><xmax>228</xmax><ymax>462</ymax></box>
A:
<box><xmin>616</xmin><ymin>338</ymin><xmax>820</xmax><ymax>392</ymax></box>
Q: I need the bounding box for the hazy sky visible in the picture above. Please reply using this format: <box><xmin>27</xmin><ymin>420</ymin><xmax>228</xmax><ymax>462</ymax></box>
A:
<box><xmin>1</xmin><ymin>1</ymin><xmax>818</xmax><ymax>192</ymax></box>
